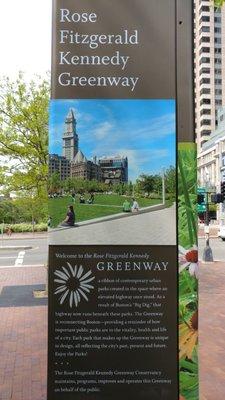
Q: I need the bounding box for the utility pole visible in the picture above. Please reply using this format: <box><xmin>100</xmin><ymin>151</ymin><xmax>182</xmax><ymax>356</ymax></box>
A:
<box><xmin>202</xmin><ymin>189</ymin><xmax>213</xmax><ymax>262</ymax></box>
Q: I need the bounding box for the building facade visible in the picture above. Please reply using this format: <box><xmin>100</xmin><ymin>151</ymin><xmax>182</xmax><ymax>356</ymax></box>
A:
<box><xmin>194</xmin><ymin>0</ymin><xmax>225</xmax><ymax>150</ymax></box>
<box><xmin>98</xmin><ymin>156</ymin><xmax>128</xmax><ymax>185</ymax></box>
<box><xmin>71</xmin><ymin>151</ymin><xmax>102</xmax><ymax>181</ymax></box>
<box><xmin>198</xmin><ymin>106</ymin><xmax>225</xmax><ymax>221</ymax></box>
<box><xmin>49</xmin><ymin>109</ymin><xmax>128</xmax><ymax>184</ymax></box>
<box><xmin>49</xmin><ymin>154</ymin><xmax>71</xmax><ymax>181</ymax></box>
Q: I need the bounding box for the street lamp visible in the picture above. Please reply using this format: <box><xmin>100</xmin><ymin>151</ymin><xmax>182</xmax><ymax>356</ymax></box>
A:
<box><xmin>162</xmin><ymin>169</ymin><xmax>166</xmax><ymax>205</ymax></box>
<box><xmin>202</xmin><ymin>170</ymin><xmax>213</xmax><ymax>262</ymax></box>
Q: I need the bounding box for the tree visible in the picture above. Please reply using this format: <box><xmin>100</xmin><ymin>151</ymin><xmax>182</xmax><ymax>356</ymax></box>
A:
<box><xmin>214</xmin><ymin>0</ymin><xmax>225</xmax><ymax>6</ymax></box>
<box><xmin>0</xmin><ymin>73</ymin><xmax>49</xmax><ymax>196</ymax></box>
<box><xmin>136</xmin><ymin>174</ymin><xmax>156</xmax><ymax>196</ymax></box>
<box><xmin>164</xmin><ymin>166</ymin><xmax>176</xmax><ymax>198</ymax></box>
<box><xmin>49</xmin><ymin>172</ymin><xmax>62</xmax><ymax>194</ymax></box>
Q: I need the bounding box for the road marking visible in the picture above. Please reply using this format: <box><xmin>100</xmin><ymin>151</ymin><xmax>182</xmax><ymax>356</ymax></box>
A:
<box><xmin>15</xmin><ymin>251</ymin><xmax>25</xmax><ymax>266</ymax></box>
<box><xmin>0</xmin><ymin>257</ymin><xmax>17</xmax><ymax>259</ymax></box>
<box><xmin>0</xmin><ymin>264</ymin><xmax>45</xmax><ymax>269</ymax></box>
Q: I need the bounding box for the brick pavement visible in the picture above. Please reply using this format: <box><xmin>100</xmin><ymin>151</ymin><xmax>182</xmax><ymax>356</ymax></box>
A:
<box><xmin>0</xmin><ymin>266</ymin><xmax>47</xmax><ymax>400</ymax></box>
<box><xmin>199</xmin><ymin>261</ymin><xmax>225</xmax><ymax>400</ymax></box>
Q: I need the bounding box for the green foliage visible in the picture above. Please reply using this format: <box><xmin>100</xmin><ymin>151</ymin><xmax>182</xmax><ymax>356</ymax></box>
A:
<box><xmin>49</xmin><ymin>172</ymin><xmax>62</xmax><ymax>194</ymax></box>
<box><xmin>136</xmin><ymin>174</ymin><xmax>157</xmax><ymax>195</ymax></box>
<box><xmin>164</xmin><ymin>166</ymin><xmax>176</xmax><ymax>196</ymax></box>
<box><xmin>0</xmin><ymin>223</ymin><xmax>47</xmax><ymax>233</ymax></box>
<box><xmin>178</xmin><ymin>144</ymin><xmax>198</xmax><ymax>399</ymax></box>
<box><xmin>0</xmin><ymin>197</ymin><xmax>47</xmax><ymax>224</ymax></box>
<box><xmin>0</xmin><ymin>73</ymin><xmax>49</xmax><ymax>196</ymax></box>
<box><xmin>178</xmin><ymin>146</ymin><xmax>197</xmax><ymax>248</ymax></box>
<box><xmin>214</xmin><ymin>0</ymin><xmax>225</xmax><ymax>7</ymax></box>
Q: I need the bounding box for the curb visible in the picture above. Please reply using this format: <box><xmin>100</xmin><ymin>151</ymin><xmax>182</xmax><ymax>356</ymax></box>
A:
<box><xmin>0</xmin><ymin>246</ymin><xmax>33</xmax><ymax>251</ymax></box>
<box><xmin>0</xmin><ymin>235</ymin><xmax>47</xmax><ymax>241</ymax></box>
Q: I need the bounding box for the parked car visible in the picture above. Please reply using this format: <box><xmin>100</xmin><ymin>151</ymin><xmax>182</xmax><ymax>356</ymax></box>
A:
<box><xmin>218</xmin><ymin>225</ymin><xmax>225</xmax><ymax>241</ymax></box>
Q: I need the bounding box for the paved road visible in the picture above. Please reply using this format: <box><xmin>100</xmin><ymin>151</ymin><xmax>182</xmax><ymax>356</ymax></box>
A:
<box><xmin>49</xmin><ymin>205</ymin><xmax>176</xmax><ymax>245</ymax></box>
<box><xmin>199</xmin><ymin>237</ymin><xmax>225</xmax><ymax>261</ymax></box>
<box><xmin>0</xmin><ymin>238</ymin><xmax>48</xmax><ymax>267</ymax></box>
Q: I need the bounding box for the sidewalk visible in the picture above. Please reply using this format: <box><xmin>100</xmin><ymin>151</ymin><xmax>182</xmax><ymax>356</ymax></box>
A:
<box><xmin>199</xmin><ymin>261</ymin><xmax>225</xmax><ymax>400</ymax></box>
<box><xmin>0</xmin><ymin>266</ymin><xmax>47</xmax><ymax>400</ymax></box>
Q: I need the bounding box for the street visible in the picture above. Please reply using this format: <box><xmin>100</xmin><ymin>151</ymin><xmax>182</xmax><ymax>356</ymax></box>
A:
<box><xmin>0</xmin><ymin>238</ymin><xmax>48</xmax><ymax>268</ymax></box>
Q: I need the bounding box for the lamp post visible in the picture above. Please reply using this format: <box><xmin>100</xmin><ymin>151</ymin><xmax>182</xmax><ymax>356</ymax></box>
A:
<box><xmin>202</xmin><ymin>171</ymin><xmax>214</xmax><ymax>262</ymax></box>
<box><xmin>162</xmin><ymin>169</ymin><xmax>166</xmax><ymax>205</ymax></box>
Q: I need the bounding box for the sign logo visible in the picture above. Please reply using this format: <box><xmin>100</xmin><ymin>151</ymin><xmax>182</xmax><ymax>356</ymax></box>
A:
<box><xmin>54</xmin><ymin>263</ymin><xmax>95</xmax><ymax>308</ymax></box>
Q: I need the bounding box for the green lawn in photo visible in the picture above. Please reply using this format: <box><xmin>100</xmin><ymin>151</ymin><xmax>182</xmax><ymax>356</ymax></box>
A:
<box><xmin>49</xmin><ymin>194</ymin><xmax>162</xmax><ymax>227</ymax></box>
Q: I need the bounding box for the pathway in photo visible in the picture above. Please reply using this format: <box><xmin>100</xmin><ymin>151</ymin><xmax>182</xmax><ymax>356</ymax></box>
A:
<box><xmin>49</xmin><ymin>204</ymin><xmax>176</xmax><ymax>245</ymax></box>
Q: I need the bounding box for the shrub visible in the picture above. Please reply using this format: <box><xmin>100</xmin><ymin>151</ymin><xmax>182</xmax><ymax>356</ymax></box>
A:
<box><xmin>0</xmin><ymin>223</ymin><xmax>47</xmax><ymax>233</ymax></box>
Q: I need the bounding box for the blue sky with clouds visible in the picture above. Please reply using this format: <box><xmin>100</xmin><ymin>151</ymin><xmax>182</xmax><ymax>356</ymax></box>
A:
<box><xmin>49</xmin><ymin>99</ymin><xmax>176</xmax><ymax>181</ymax></box>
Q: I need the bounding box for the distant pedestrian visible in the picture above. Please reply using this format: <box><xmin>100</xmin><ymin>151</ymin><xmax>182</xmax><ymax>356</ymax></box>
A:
<box><xmin>6</xmin><ymin>227</ymin><xmax>12</xmax><ymax>236</ymax></box>
<box><xmin>123</xmin><ymin>199</ymin><xmax>131</xmax><ymax>212</ymax></box>
<box><xmin>132</xmin><ymin>198</ymin><xmax>139</xmax><ymax>212</ymax></box>
<box><xmin>71</xmin><ymin>192</ymin><xmax>76</xmax><ymax>203</ymax></box>
<box><xmin>47</xmin><ymin>216</ymin><xmax>52</xmax><ymax>228</ymax></box>
<box><xmin>87</xmin><ymin>193</ymin><xmax>95</xmax><ymax>204</ymax></box>
<box><xmin>79</xmin><ymin>194</ymin><xmax>85</xmax><ymax>204</ymax></box>
<box><xmin>60</xmin><ymin>205</ymin><xmax>75</xmax><ymax>227</ymax></box>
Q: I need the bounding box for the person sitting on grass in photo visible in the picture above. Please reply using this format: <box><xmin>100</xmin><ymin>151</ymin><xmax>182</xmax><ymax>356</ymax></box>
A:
<box><xmin>79</xmin><ymin>194</ymin><xmax>85</xmax><ymax>204</ymax></box>
<box><xmin>60</xmin><ymin>205</ymin><xmax>75</xmax><ymax>227</ymax></box>
<box><xmin>123</xmin><ymin>199</ymin><xmax>131</xmax><ymax>212</ymax></box>
<box><xmin>71</xmin><ymin>192</ymin><xmax>76</xmax><ymax>203</ymax></box>
<box><xmin>132</xmin><ymin>198</ymin><xmax>139</xmax><ymax>212</ymax></box>
<box><xmin>87</xmin><ymin>193</ymin><xmax>95</xmax><ymax>204</ymax></box>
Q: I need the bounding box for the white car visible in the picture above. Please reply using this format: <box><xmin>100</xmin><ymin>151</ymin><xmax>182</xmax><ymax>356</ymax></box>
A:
<box><xmin>218</xmin><ymin>225</ymin><xmax>225</xmax><ymax>241</ymax></box>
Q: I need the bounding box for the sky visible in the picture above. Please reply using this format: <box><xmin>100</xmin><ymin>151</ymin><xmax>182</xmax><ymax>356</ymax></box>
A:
<box><xmin>49</xmin><ymin>100</ymin><xmax>176</xmax><ymax>181</ymax></box>
<box><xmin>0</xmin><ymin>0</ymin><xmax>51</xmax><ymax>78</ymax></box>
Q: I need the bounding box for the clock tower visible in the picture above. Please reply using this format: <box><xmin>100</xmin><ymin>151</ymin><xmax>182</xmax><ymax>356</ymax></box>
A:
<box><xmin>62</xmin><ymin>109</ymin><xmax>79</xmax><ymax>161</ymax></box>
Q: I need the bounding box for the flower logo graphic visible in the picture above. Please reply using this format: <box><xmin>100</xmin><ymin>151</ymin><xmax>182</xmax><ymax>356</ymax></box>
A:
<box><xmin>54</xmin><ymin>263</ymin><xmax>95</xmax><ymax>308</ymax></box>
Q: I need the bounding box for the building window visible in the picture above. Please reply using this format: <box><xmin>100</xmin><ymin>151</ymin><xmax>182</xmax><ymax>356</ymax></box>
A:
<box><xmin>200</xmin><ymin>67</ymin><xmax>210</xmax><ymax>74</ymax></box>
<box><xmin>201</xmin><ymin>130</ymin><xmax>211</xmax><ymax>137</ymax></box>
<box><xmin>201</xmin><ymin>119</ymin><xmax>211</xmax><ymax>126</ymax></box>
<box><xmin>200</xmin><ymin>88</ymin><xmax>210</xmax><ymax>95</ymax></box>
<box><xmin>200</xmin><ymin>47</ymin><xmax>210</xmax><ymax>54</ymax></box>
<box><xmin>215</xmin><ymin>27</ymin><xmax>221</xmax><ymax>33</ymax></box>
<box><xmin>200</xmin><ymin>78</ymin><xmax>210</xmax><ymax>85</ymax></box>
<box><xmin>200</xmin><ymin>26</ymin><xmax>210</xmax><ymax>34</ymax></box>
<box><xmin>200</xmin><ymin>36</ymin><xmax>210</xmax><ymax>44</ymax></box>
<box><xmin>215</xmin><ymin>78</ymin><xmax>222</xmax><ymax>85</ymax></box>
<box><xmin>200</xmin><ymin>98</ymin><xmax>211</xmax><ymax>106</ymax></box>
<box><xmin>215</xmin><ymin>47</ymin><xmax>222</xmax><ymax>52</ymax></box>
<box><xmin>215</xmin><ymin>68</ymin><xmax>221</xmax><ymax>75</ymax></box>
<box><xmin>214</xmin><ymin>16</ymin><xmax>221</xmax><ymax>23</ymax></box>
<box><xmin>215</xmin><ymin>89</ymin><xmax>222</xmax><ymax>95</ymax></box>
<box><xmin>200</xmin><ymin>109</ymin><xmax>211</xmax><ymax>116</ymax></box>
<box><xmin>200</xmin><ymin>57</ymin><xmax>210</xmax><ymax>64</ymax></box>
<box><xmin>200</xmin><ymin>6</ymin><xmax>210</xmax><ymax>12</ymax></box>
<box><xmin>215</xmin><ymin>58</ymin><xmax>222</xmax><ymax>64</ymax></box>
<box><xmin>215</xmin><ymin>99</ymin><xmax>222</xmax><ymax>106</ymax></box>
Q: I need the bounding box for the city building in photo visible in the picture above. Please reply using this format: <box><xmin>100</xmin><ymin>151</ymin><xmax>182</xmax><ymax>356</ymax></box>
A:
<box><xmin>49</xmin><ymin>109</ymin><xmax>128</xmax><ymax>184</ymax></box>
<box><xmin>98</xmin><ymin>156</ymin><xmax>128</xmax><ymax>185</ymax></box>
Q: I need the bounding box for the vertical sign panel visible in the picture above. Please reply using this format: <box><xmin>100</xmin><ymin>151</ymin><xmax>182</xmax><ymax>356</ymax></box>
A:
<box><xmin>48</xmin><ymin>1</ymin><xmax>198</xmax><ymax>399</ymax></box>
